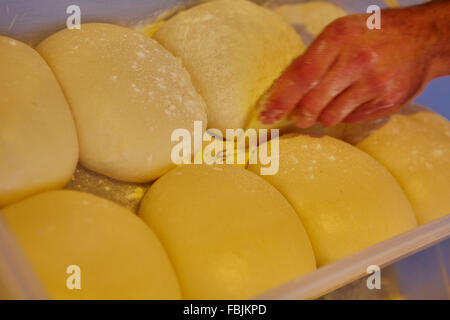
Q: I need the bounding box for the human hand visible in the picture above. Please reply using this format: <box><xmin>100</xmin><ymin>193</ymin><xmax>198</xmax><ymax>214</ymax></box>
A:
<box><xmin>259</xmin><ymin>4</ymin><xmax>449</xmax><ymax>128</ymax></box>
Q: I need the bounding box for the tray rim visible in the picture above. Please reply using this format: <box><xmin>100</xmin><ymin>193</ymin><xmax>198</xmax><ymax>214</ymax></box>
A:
<box><xmin>255</xmin><ymin>214</ymin><xmax>450</xmax><ymax>300</ymax></box>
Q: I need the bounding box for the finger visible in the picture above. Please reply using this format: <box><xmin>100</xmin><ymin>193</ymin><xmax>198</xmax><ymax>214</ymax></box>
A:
<box><xmin>345</xmin><ymin>79</ymin><xmax>428</xmax><ymax>123</ymax></box>
<box><xmin>259</xmin><ymin>32</ymin><xmax>341</xmax><ymax>125</ymax></box>
<box><xmin>316</xmin><ymin>81</ymin><xmax>376</xmax><ymax>127</ymax></box>
<box><xmin>342</xmin><ymin>101</ymin><xmax>402</xmax><ymax>123</ymax></box>
<box><xmin>290</xmin><ymin>49</ymin><xmax>376</xmax><ymax>128</ymax></box>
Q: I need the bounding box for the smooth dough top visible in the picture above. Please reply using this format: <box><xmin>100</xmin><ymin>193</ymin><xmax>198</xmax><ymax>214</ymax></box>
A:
<box><xmin>343</xmin><ymin>107</ymin><xmax>450</xmax><ymax>225</ymax></box>
<box><xmin>248</xmin><ymin>134</ymin><xmax>417</xmax><ymax>266</ymax></box>
<box><xmin>154</xmin><ymin>0</ymin><xmax>305</xmax><ymax>131</ymax></box>
<box><xmin>37</xmin><ymin>23</ymin><xmax>207</xmax><ymax>183</ymax></box>
<box><xmin>139</xmin><ymin>164</ymin><xmax>316</xmax><ymax>299</ymax></box>
<box><xmin>0</xmin><ymin>36</ymin><xmax>78</xmax><ymax>207</ymax></box>
<box><xmin>273</xmin><ymin>1</ymin><xmax>347</xmax><ymax>37</ymax></box>
<box><xmin>1</xmin><ymin>190</ymin><xmax>181</xmax><ymax>299</ymax></box>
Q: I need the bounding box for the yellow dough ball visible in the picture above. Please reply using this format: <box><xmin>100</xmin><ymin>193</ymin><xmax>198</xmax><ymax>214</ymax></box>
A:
<box><xmin>273</xmin><ymin>1</ymin><xmax>347</xmax><ymax>37</ymax></box>
<box><xmin>248</xmin><ymin>135</ymin><xmax>417</xmax><ymax>266</ymax></box>
<box><xmin>401</xmin><ymin>104</ymin><xmax>450</xmax><ymax>139</ymax></box>
<box><xmin>37</xmin><ymin>23</ymin><xmax>207</xmax><ymax>183</ymax></box>
<box><xmin>191</xmin><ymin>130</ymin><xmax>250</xmax><ymax>168</ymax></box>
<box><xmin>343</xmin><ymin>107</ymin><xmax>450</xmax><ymax>224</ymax></box>
<box><xmin>139</xmin><ymin>21</ymin><xmax>165</xmax><ymax>38</ymax></box>
<box><xmin>0</xmin><ymin>36</ymin><xmax>78</xmax><ymax>207</ymax></box>
<box><xmin>139</xmin><ymin>164</ymin><xmax>316</xmax><ymax>299</ymax></box>
<box><xmin>154</xmin><ymin>0</ymin><xmax>304</xmax><ymax>131</ymax></box>
<box><xmin>1</xmin><ymin>190</ymin><xmax>181</xmax><ymax>299</ymax></box>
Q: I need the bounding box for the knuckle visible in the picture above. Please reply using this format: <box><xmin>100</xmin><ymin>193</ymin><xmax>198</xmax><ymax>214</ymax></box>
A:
<box><xmin>351</xmin><ymin>49</ymin><xmax>379</xmax><ymax>66</ymax></box>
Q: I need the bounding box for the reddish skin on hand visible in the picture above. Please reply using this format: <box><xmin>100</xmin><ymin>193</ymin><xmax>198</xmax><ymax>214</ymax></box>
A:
<box><xmin>259</xmin><ymin>2</ymin><xmax>450</xmax><ymax>128</ymax></box>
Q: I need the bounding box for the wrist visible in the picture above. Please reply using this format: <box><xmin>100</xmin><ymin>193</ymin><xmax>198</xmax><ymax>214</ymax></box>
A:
<box><xmin>421</xmin><ymin>1</ymin><xmax>450</xmax><ymax>78</ymax></box>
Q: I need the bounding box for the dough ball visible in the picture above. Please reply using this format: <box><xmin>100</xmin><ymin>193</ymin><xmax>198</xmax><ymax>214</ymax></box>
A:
<box><xmin>37</xmin><ymin>23</ymin><xmax>207</xmax><ymax>183</ymax></box>
<box><xmin>274</xmin><ymin>1</ymin><xmax>347</xmax><ymax>37</ymax></box>
<box><xmin>343</xmin><ymin>107</ymin><xmax>450</xmax><ymax>224</ymax></box>
<box><xmin>0</xmin><ymin>36</ymin><xmax>78</xmax><ymax>207</ymax></box>
<box><xmin>398</xmin><ymin>104</ymin><xmax>450</xmax><ymax>139</ymax></box>
<box><xmin>154</xmin><ymin>0</ymin><xmax>304</xmax><ymax>131</ymax></box>
<box><xmin>1</xmin><ymin>190</ymin><xmax>181</xmax><ymax>299</ymax></box>
<box><xmin>139</xmin><ymin>21</ymin><xmax>165</xmax><ymax>38</ymax></box>
<box><xmin>248</xmin><ymin>135</ymin><xmax>417</xmax><ymax>266</ymax></box>
<box><xmin>139</xmin><ymin>164</ymin><xmax>316</xmax><ymax>299</ymax></box>
<box><xmin>192</xmin><ymin>130</ymin><xmax>250</xmax><ymax>168</ymax></box>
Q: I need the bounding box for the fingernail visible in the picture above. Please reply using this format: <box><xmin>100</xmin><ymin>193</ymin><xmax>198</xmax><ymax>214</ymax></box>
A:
<box><xmin>260</xmin><ymin>108</ymin><xmax>285</xmax><ymax>125</ymax></box>
<box><xmin>292</xmin><ymin>115</ymin><xmax>314</xmax><ymax>128</ymax></box>
<box><xmin>292</xmin><ymin>109</ymin><xmax>316</xmax><ymax>128</ymax></box>
<box><xmin>259</xmin><ymin>112</ymin><xmax>274</xmax><ymax>124</ymax></box>
<box><xmin>259</xmin><ymin>111</ymin><xmax>277</xmax><ymax>124</ymax></box>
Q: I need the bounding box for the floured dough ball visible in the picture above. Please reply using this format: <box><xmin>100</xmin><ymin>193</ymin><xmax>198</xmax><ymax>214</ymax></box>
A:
<box><xmin>248</xmin><ymin>135</ymin><xmax>417</xmax><ymax>266</ymax></box>
<box><xmin>0</xmin><ymin>36</ymin><xmax>78</xmax><ymax>207</ymax></box>
<box><xmin>1</xmin><ymin>190</ymin><xmax>181</xmax><ymax>299</ymax></box>
<box><xmin>37</xmin><ymin>23</ymin><xmax>207</xmax><ymax>183</ymax></box>
<box><xmin>343</xmin><ymin>105</ymin><xmax>450</xmax><ymax>224</ymax></box>
<box><xmin>399</xmin><ymin>104</ymin><xmax>450</xmax><ymax>139</ymax></box>
<box><xmin>273</xmin><ymin>1</ymin><xmax>347</xmax><ymax>37</ymax></box>
<box><xmin>139</xmin><ymin>21</ymin><xmax>165</xmax><ymax>38</ymax></box>
<box><xmin>191</xmin><ymin>130</ymin><xmax>250</xmax><ymax>168</ymax></box>
<box><xmin>245</xmin><ymin>1</ymin><xmax>346</xmax><ymax>133</ymax></box>
<box><xmin>139</xmin><ymin>164</ymin><xmax>316</xmax><ymax>299</ymax></box>
<box><xmin>154</xmin><ymin>0</ymin><xmax>304</xmax><ymax>131</ymax></box>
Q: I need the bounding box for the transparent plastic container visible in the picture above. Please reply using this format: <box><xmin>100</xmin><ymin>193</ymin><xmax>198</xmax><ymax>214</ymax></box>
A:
<box><xmin>0</xmin><ymin>0</ymin><xmax>448</xmax><ymax>300</ymax></box>
<box><xmin>1</xmin><ymin>211</ymin><xmax>448</xmax><ymax>300</ymax></box>
<box><xmin>257</xmin><ymin>214</ymin><xmax>450</xmax><ymax>299</ymax></box>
